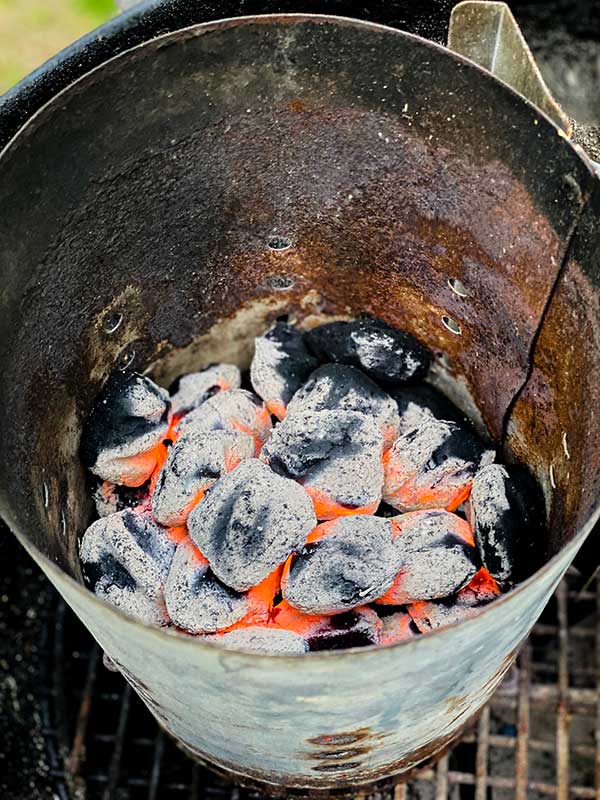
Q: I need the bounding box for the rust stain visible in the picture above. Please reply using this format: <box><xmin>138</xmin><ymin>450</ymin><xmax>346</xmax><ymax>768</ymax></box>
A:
<box><xmin>288</xmin><ymin>98</ymin><xmax>308</xmax><ymax>113</ymax></box>
<box><xmin>307</xmin><ymin>728</ymin><xmax>374</xmax><ymax>747</ymax></box>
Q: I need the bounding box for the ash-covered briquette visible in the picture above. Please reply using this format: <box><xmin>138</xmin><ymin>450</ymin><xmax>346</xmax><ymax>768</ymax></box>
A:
<box><xmin>152</xmin><ymin>428</ymin><xmax>255</xmax><ymax>526</ymax></box>
<box><xmin>261</xmin><ymin>409</ymin><xmax>384</xmax><ymax>519</ymax></box>
<box><xmin>286</xmin><ymin>364</ymin><xmax>399</xmax><ymax>448</ymax></box>
<box><xmin>79</xmin><ymin>509</ymin><xmax>176</xmax><ymax>625</ymax></box>
<box><xmin>408</xmin><ymin>567</ymin><xmax>501</xmax><ymax>633</ymax></box>
<box><xmin>187</xmin><ymin>459</ymin><xmax>316</xmax><ymax>592</ymax></box>
<box><xmin>169</xmin><ymin>364</ymin><xmax>241</xmax><ymax>417</ymax></box>
<box><xmin>390</xmin><ymin>383</ymin><xmax>471</xmax><ymax>435</ymax></box>
<box><xmin>164</xmin><ymin>537</ymin><xmax>250</xmax><ymax>634</ymax></box>
<box><xmin>93</xmin><ymin>479</ymin><xmax>152</xmax><ymax>518</ymax></box>
<box><xmin>81</xmin><ymin>371</ymin><xmax>171</xmax><ymax>487</ymax></box>
<box><xmin>211</xmin><ymin>627</ymin><xmax>309</xmax><ymax>654</ymax></box>
<box><xmin>376</xmin><ymin>510</ymin><xmax>477</xmax><ymax>605</ymax></box>
<box><xmin>306</xmin><ymin>608</ymin><xmax>383</xmax><ymax>650</ymax></box>
<box><xmin>470</xmin><ymin>464</ymin><xmax>546</xmax><ymax>587</ymax></box>
<box><xmin>383</xmin><ymin>417</ymin><xmax>495</xmax><ymax>512</ymax></box>
<box><xmin>283</xmin><ymin>516</ymin><xmax>398</xmax><ymax>614</ymax></box>
<box><xmin>250</xmin><ymin>320</ymin><xmax>319</xmax><ymax>419</ymax></box>
<box><xmin>379</xmin><ymin>609</ymin><xmax>420</xmax><ymax>644</ymax></box>
<box><xmin>305</xmin><ymin>317</ymin><xmax>431</xmax><ymax>384</ymax></box>
<box><xmin>176</xmin><ymin>388</ymin><xmax>272</xmax><ymax>450</ymax></box>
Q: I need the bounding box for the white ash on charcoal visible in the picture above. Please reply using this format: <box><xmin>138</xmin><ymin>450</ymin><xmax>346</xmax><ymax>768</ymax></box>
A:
<box><xmin>261</xmin><ymin>409</ymin><xmax>384</xmax><ymax>519</ymax></box>
<box><xmin>188</xmin><ymin>459</ymin><xmax>316</xmax><ymax>592</ymax></box>
<box><xmin>286</xmin><ymin>364</ymin><xmax>399</xmax><ymax>448</ymax></box>
<box><xmin>176</xmin><ymin>388</ymin><xmax>272</xmax><ymax>451</ymax></box>
<box><xmin>469</xmin><ymin>464</ymin><xmax>546</xmax><ymax>587</ymax></box>
<box><xmin>383</xmin><ymin>417</ymin><xmax>495</xmax><ymax>512</ymax></box>
<box><xmin>169</xmin><ymin>364</ymin><xmax>241</xmax><ymax>417</ymax></box>
<box><xmin>250</xmin><ymin>319</ymin><xmax>319</xmax><ymax>419</ymax></box>
<box><xmin>376</xmin><ymin>510</ymin><xmax>477</xmax><ymax>605</ymax></box>
<box><xmin>390</xmin><ymin>383</ymin><xmax>471</xmax><ymax>435</ymax></box>
<box><xmin>305</xmin><ymin>316</ymin><xmax>431</xmax><ymax>384</ymax></box>
<box><xmin>282</xmin><ymin>516</ymin><xmax>398</xmax><ymax>614</ymax></box>
<box><xmin>210</xmin><ymin>627</ymin><xmax>309</xmax><ymax>655</ymax></box>
<box><xmin>81</xmin><ymin>371</ymin><xmax>171</xmax><ymax>487</ymax></box>
<box><xmin>378</xmin><ymin>607</ymin><xmax>420</xmax><ymax>644</ymax></box>
<box><xmin>152</xmin><ymin>428</ymin><xmax>255</xmax><ymax>526</ymax></box>
<box><xmin>93</xmin><ymin>479</ymin><xmax>152</xmax><ymax>518</ymax></box>
<box><xmin>79</xmin><ymin>509</ymin><xmax>176</xmax><ymax>625</ymax></box>
<box><xmin>164</xmin><ymin>537</ymin><xmax>272</xmax><ymax>634</ymax></box>
<box><xmin>408</xmin><ymin>567</ymin><xmax>501</xmax><ymax>633</ymax></box>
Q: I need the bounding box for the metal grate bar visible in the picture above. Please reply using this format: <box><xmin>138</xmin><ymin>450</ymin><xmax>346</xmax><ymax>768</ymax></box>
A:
<box><xmin>434</xmin><ymin>753</ymin><xmax>449</xmax><ymax>800</ymax></box>
<box><xmin>556</xmin><ymin>581</ymin><xmax>570</xmax><ymax>800</ymax></box>
<box><xmin>147</xmin><ymin>729</ymin><xmax>165</xmax><ymax>800</ymax></box>
<box><xmin>102</xmin><ymin>682</ymin><xmax>132</xmax><ymax>800</ymax></box>
<box><xmin>474</xmin><ymin>704</ymin><xmax>490</xmax><ymax>800</ymax></box>
<box><xmin>515</xmin><ymin>640</ymin><xmax>531</xmax><ymax>800</ymax></box>
<box><xmin>65</xmin><ymin>642</ymin><xmax>100</xmax><ymax>778</ymax></box>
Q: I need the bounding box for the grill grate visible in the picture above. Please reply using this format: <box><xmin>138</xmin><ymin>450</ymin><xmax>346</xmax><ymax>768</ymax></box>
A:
<box><xmin>41</xmin><ymin>571</ymin><xmax>600</xmax><ymax>799</ymax></box>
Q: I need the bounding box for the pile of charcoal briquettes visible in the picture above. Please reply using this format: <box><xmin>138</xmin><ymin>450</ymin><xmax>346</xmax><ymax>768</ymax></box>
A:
<box><xmin>79</xmin><ymin>317</ymin><xmax>545</xmax><ymax>654</ymax></box>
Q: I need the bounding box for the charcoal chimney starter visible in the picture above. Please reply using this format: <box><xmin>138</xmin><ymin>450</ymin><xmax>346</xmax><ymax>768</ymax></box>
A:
<box><xmin>0</xmin><ymin>13</ymin><xmax>599</xmax><ymax>791</ymax></box>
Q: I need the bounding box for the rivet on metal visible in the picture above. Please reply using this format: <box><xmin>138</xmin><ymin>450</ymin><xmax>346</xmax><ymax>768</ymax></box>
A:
<box><xmin>268</xmin><ymin>275</ymin><xmax>295</xmax><ymax>291</ymax></box>
<box><xmin>447</xmin><ymin>277</ymin><xmax>468</xmax><ymax>297</ymax></box>
<box><xmin>441</xmin><ymin>315</ymin><xmax>462</xmax><ymax>335</ymax></box>
<box><xmin>103</xmin><ymin>311</ymin><xmax>123</xmax><ymax>334</ymax></box>
<box><xmin>267</xmin><ymin>236</ymin><xmax>292</xmax><ymax>251</ymax></box>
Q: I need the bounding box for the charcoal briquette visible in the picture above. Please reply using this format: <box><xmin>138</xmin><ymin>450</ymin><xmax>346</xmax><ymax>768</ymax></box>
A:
<box><xmin>152</xmin><ymin>428</ymin><xmax>255</xmax><ymax>526</ymax></box>
<box><xmin>211</xmin><ymin>627</ymin><xmax>309</xmax><ymax>654</ymax></box>
<box><xmin>176</xmin><ymin>389</ymin><xmax>272</xmax><ymax>450</ymax></box>
<box><xmin>390</xmin><ymin>383</ymin><xmax>471</xmax><ymax>435</ymax></box>
<box><xmin>81</xmin><ymin>371</ymin><xmax>170</xmax><ymax>487</ymax></box>
<box><xmin>383</xmin><ymin>417</ymin><xmax>494</xmax><ymax>512</ymax></box>
<box><xmin>187</xmin><ymin>459</ymin><xmax>316</xmax><ymax>592</ymax></box>
<box><xmin>170</xmin><ymin>364</ymin><xmax>241</xmax><ymax>416</ymax></box>
<box><xmin>376</xmin><ymin>509</ymin><xmax>477</xmax><ymax>604</ymax></box>
<box><xmin>283</xmin><ymin>515</ymin><xmax>399</xmax><ymax>614</ymax></box>
<box><xmin>470</xmin><ymin>464</ymin><xmax>546</xmax><ymax>586</ymax></box>
<box><xmin>164</xmin><ymin>537</ymin><xmax>250</xmax><ymax>634</ymax></box>
<box><xmin>305</xmin><ymin>317</ymin><xmax>431</xmax><ymax>384</ymax></box>
<box><xmin>93</xmin><ymin>479</ymin><xmax>152</xmax><ymax>518</ymax></box>
<box><xmin>250</xmin><ymin>320</ymin><xmax>319</xmax><ymax>419</ymax></box>
<box><xmin>305</xmin><ymin>607</ymin><xmax>383</xmax><ymax>650</ymax></box>
<box><xmin>380</xmin><ymin>609</ymin><xmax>420</xmax><ymax>644</ymax></box>
<box><xmin>261</xmin><ymin>409</ymin><xmax>384</xmax><ymax>519</ymax></box>
<box><xmin>286</xmin><ymin>364</ymin><xmax>399</xmax><ymax>448</ymax></box>
<box><xmin>79</xmin><ymin>509</ymin><xmax>176</xmax><ymax>624</ymax></box>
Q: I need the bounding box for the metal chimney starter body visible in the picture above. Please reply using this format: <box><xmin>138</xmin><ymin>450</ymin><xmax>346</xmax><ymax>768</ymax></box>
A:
<box><xmin>0</xmin><ymin>14</ymin><xmax>599</xmax><ymax>790</ymax></box>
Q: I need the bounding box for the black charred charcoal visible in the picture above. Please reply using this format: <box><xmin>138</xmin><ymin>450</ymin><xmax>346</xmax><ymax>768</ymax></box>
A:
<box><xmin>79</xmin><ymin>509</ymin><xmax>176</xmax><ymax>625</ymax></box>
<box><xmin>164</xmin><ymin>538</ymin><xmax>250</xmax><ymax>634</ymax></box>
<box><xmin>286</xmin><ymin>364</ymin><xmax>399</xmax><ymax>448</ymax></box>
<box><xmin>378</xmin><ymin>510</ymin><xmax>478</xmax><ymax>604</ymax></box>
<box><xmin>261</xmin><ymin>409</ymin><xmax>384</xmax><ymax>519</ymax></box>
<box><xmin>81</xmin><ymin>371</ymin><xmax>170</xmax><ymax>487</ymax></box>
<box><xmin>152</xmin><ymin>428</ymin><xmax>255</xmax><ymax>526</ymax></box>
<box><xmin>187</xmin><ymin>459</ymin><xmax>316</xmax><ymax>592</ymax></box>
<box><xmin>93</xmin><ymin>479</ymin><xmax>152</xmax><ymax>518</ymax></box>
<box><xmin>250</xmin><ymin>321</ymin><xmax>319</xmax><ymax>419</ymax></box>
<box><xmin>212</xmin><ymin>627</ymin><xmax>309</xmax><ymax>654</ymax></box>
<box><xmin>383</xmin><ymin>417</ymin><xmax>494</xmax><ymax>512</ymax></box>
<box><xmin>306</xmin><ymin>608</ymin><xmax>383</xmax><ymax>651</ymax></box>
<box><xmin>283</xmin><ymin>516</ymin><xmax>398</xmax><ymax>614</ymax></box>
<box><xmin>176</xmin><ymin>389</ymin><xmax>272</xmax><ymax>449</ymax></box>
<box><xmin>170</xmin><ymin>364</ymin><xmax>241</xmax><ymax>416</ymax></box>
<box><xmin>305</xmin><ymin>317</ymin><xmax>431</xmax><ymax>384</ymax></box>
<box><xmin>470</xmin><ymin>464</ymin><xmax>546</xmax><ymax>587</ymax></box>
<box><xmin>389</xmin><ymin>383</ymin><xmax>471</xmax><ymax>435</ymax></box>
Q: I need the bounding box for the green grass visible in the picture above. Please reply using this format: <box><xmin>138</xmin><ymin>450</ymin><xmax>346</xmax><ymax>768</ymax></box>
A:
<box><xmin>0</xmin><ymin>0</ymin><xmax>115</xmax><ymax>93</ymax></box>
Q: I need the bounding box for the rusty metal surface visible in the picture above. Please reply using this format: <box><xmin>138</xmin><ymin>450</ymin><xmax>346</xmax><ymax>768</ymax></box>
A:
<box><xmin>0</xmin><ymin>13</ymin><xmax>598</xmax><ymax>790</ymax></box>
